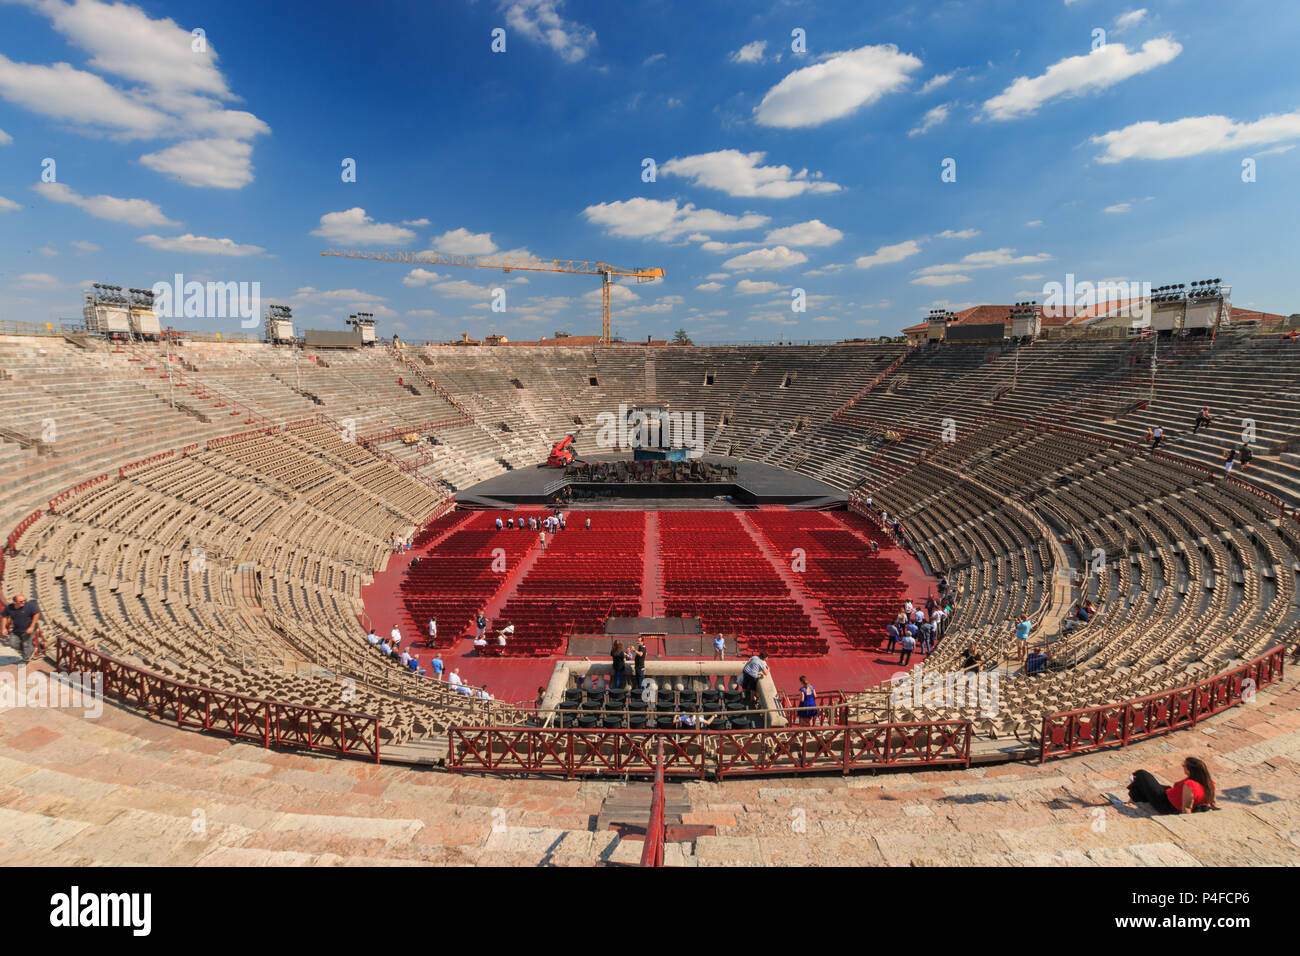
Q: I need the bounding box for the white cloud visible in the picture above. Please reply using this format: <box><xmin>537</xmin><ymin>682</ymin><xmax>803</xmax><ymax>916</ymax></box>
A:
<box><xmin>0</xmin><ymin>195</ymin><xmax>20</xmax><ymax>213</ymax></box>
<box><xmin>1017</xmin><ymin>273</ymin><xmax>1046</xmax><ymax>281</ymax></box>
<box><xmin>428</xmin><ymin>227</ymin><xmax>499</xmax><ymax>255</ymax></box>
<box><xmin>33</xmin><ymin>181</ymin><xmax>177</xmax><ymax>227</ymax></box>
<box><xmin>735</xmin><ymin>279</ymin><xmax>782</xmax><ymax>295</ymax></box>
<box><xmin>982</xmin><ymin>38</ymin><xmax>1181</xmax><ymax>120</ymax></box>
<box><xmin>855</xmin><ymin>239</ymin><xmax>923</xmax><ymax>269</ymax></box>
<box><xmin>291</xmin><ymin>286</ymin><xmax>389</xmax><ymax>306</ymax></box>
<box><xmin>71</xmin><ymin>240</ymin><xmax>99</xmax><ymax>252</ymax></box>
<box><xmin>919</xmin><ymin>72</ymin><xmax>954</xmax><ymax>94</ymax></box>
<box><xmin>402</xmin><ymin>269</ymin><xmax>444</xmax><ymax>287</ymax></box>
<box><xmin>1</xmin><ymin>2</ymin><xmax>269</xmax><ymax>187</ymax></box>
<box><xmin>705</xmin><ymin>273</ymin><xmax>729</xmax><ymax>280</ymax></box>
<box><xmin>908</xmin><ymin>102</ymin><xmax>950</xmax><ymax>137</ymax></box>
<box><xmin>1115</xmin><ymin>8</ymin><xmax>1148</xmax><ymax>31</ymax></box>
<box><xmin>912</xmin><ymin>274</ymin><xmax>971</xmax><ymax>286</ymax></box>
<box><xmin>1103</xmin><ymin>202</ymin><xmax>1132</xmax><ymax>214</ymax></box>
<box><xmin>730</xmin><ymin>40</ymin><xmax>768</xmax><ymax>64</ymax></box>
<box><xmin>1092</xmin><ymin>110</ymin><xmax>1300</xmax><ymax>163</ymax></box>
<box><xmin>936</xmin><ymin>228</ymin><xmax>980</xmax><ymax>240</ymax></box>
<box><xmin>582</xmin><ymin>283</ymin><xmax>639</xmax><ymax>305</ymax></box>
<box><xmin>803</xmin><ymin>262</ymin><xmax>847</xmax><ymax>276</ymax></box>
<box><xmin>311</xmin><ymin>208</ymin><xmax>416</xmax><ymax>246</ymax></box>
<box><xmin>763</xmin><ymin>219</ymin><xmax>843</xmax><ymax>247</ymax></box>
<box><xmin>643</xmin><ymin>52</ymin><xmax>666</xmax><ymax>67</ymax></box>
<box><xmin>140</xmin><ymin>138</ymin><xmax>254</xmax><ymax>189</ymax></box>
<box><xmin>16</xmin><ymin>273</ymin><xmax>60</xmax><ymax>289</ymax></box>
<box><xmin>722</xmin><ymin>246</ymin><xmax>808</xmax><ymax>271</ymax></box>
<box><xmin>659</xmin><ymin>149</ymin><xmax>841</xmax><ymax>198</ymax></box>
<box><xmin>754</xmin><ymin>44</ymin><xmax>922</xmax><ymax>128</ymax></box>
<box><xmin>405</xmin><ymin>309</ymin><xmax>438</xmax><ymax>318</ymax></box>
<box><xmin>137</xmin><ymin>233</ymin><xmax>264</xmax><ymax>256</ymax></box>
<box><xmin>0</xmin><ymin>128</ymin><xmax>11</xmax><ymax>146</ymax></box>
<box><xmin>0</xmin><ymin>53</ymin><xmax>168</xmax><ymax>136</ymax></box>
<box><xmin>501</xmin><ymin>0</ymin><xmax>596</xmax><ymax>63</ymax></box>
<box><xmin>695</xmin><ymin>282</ymin><xmax>724</xmax><ymax>292</ymax></box>
<box><xmin>435</xmin><ymin>279</ymin><xmax>499</xmax><ymax>299</ymax></box>
<box><xmin>700</xmin><ymin>240</ymin><xmax>760</xmax><ymax>254</ymax></box>
<box><xmin>402</xmin><ymin>218</ymin><xmax>430</xmax><ymax>227</ymax></box>
<box><xmin>582</xmin><ymin>198</ymin><xmax>768</xmax><ymax>241</ymax></box>
<box><xmin>1025</xmin><ymin>219</ymin><xmax>1044</xmax><ymax>227</ymax></box>
<box><xmin>914</xmin><ymin>248</ymin><xmax>1053</xmax><ymax>276</ymax></box>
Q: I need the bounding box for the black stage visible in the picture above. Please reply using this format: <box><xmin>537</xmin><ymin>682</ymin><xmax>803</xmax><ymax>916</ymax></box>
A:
<box><xmin>455</xmin><ymin>454</ymin><xmax>845</xmax><ymax>509</ymax></box>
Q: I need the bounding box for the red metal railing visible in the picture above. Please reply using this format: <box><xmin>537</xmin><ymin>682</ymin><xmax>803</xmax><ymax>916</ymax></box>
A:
<box><xmin>641</xmin><ymin>737</ymin><xmax>666</xmax><ymax>867</ymax></box>
<box><xmin>46</xmin><ymin>473</ymin><xmax>111</xmax><ymax>513</ymax></box>
<box><xmin>447</xmin><ymin>719</ymin><xmax>972</xmax><ymax>778</ymax></box>
<box><xmin>119</xmin><ymin>450</ymin><xmax>173</xmax><ymax>478</ymax></box>
<box><xmin>55</xmin><ymin>634</ymin><xmax>381</xmax><ymax>762</ymax></box>
<box><xmin>1039</xmin><ymin>645</ymin><xmax>1286</xmax><ymax>762</ymax></box>
<box><xmin>6</xmin><ymin>509</ymin><xmax>42</xmax><ymax>555</ymax></box>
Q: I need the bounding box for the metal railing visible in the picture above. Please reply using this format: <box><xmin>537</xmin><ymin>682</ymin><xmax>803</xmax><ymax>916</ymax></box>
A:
<box><xmin>641</xmin><ymin>738</ymin><xmax>666</xmax><ymax>867</ymax></box>
<box><xmin>447</xmin><ymin>718</ymin><xmax>972</xmax><ymax>778</ymax></box>
<box><xmin>1039</xmin><ymin>645</ymin><xmax>1285</xmax><ymax>761</ymax></box>
<box><xmin>55</xmin><ymin>633</ymin><xmax>382</xmax><ymax>761</ymax></box>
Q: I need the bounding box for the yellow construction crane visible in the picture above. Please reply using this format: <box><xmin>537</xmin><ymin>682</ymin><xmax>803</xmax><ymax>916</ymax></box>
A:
<box><xmin>321</xmin><ymin>249</ymin><xmax>665</xmax><ymax>345</ymax></box>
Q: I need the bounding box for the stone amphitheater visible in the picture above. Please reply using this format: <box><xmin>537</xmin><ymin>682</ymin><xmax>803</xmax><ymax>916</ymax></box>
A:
<box><xmin>1</xmin><ymin>329</ymin><xmax>1298</xmax><ymax>866</ymax></box>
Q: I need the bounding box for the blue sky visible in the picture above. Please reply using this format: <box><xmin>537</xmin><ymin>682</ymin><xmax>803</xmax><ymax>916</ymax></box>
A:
<box><xmin>1</xmin><ymin>0</ymin><xmax>1298</xmax><ymax>341</ymax></box>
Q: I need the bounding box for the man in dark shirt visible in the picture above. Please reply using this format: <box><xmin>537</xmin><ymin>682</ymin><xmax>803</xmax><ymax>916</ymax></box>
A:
<box><xmin>961</xmin><ymin>646</ymin><xmax>983</xmax><ymax>672</ymax></box>
<box><xmin>2</xmin><ymin>594</ymin><xmax>40</xmax><ymax>662</ymax></box>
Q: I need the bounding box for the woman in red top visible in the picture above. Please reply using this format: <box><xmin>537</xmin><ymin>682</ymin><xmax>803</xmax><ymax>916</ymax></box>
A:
<box><xmin>1128</xmin><ymin>756</ymin><xmax>1217</xmax><ymax>814</ymax></box>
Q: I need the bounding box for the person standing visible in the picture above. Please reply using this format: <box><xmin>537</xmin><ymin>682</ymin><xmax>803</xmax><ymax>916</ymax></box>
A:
<box><xmin>1223</xmin><ymin>447</ymin><xmax>1236</xmax><ymax>477</ymax></box>
<box><xmin>898</xmin><ymin>629</ymin><xmax>916</xmax><ymax>666</ymax></box>
<box><xmin>2</xmin><ymin>594</ymin><xmax>40</xmax><ymax>662</ymax></box>
<box><xmin>610</xmin><ymin>641</ymin><xmax>627</xmax><ymax>689</ymax></box>
<box><xmin>1192</xmin><ymin>407</ymin><xmax>1212</xmax><ymax>434</ymax></box>
<box><xmin>585</xmin><ymin>516</ymin><xmax>592</xmax><ymax>531</ymax></box>
<box><xmin>796</xmin><ymin>676</ymin><xmax>817</xmax><ymax>725</ymax></box>
<box><xmin>885</xmin><ymin>621</ymin><xmax>900</xmax><ymax>654</ymax></box>
<box><xmin>1149</xmin><ymin>425</ymin><xmax>1164</xmax><ymax>452</ymax></box>
<box><xmin>741</xmin><ymin>652</ymin><xmax>770</xmax><ymax>707</ymax></box>
<box><xmin>633</xmin><ymin>637</ymin><xmax>647</xmax><ymax>688</ymax></box>
<box><xmin>430</xmin><ymin>655</ymin><xmax>445</xmax><ymax>679</ymax></box>
<box><xmin>428</xmin><ymin>617</ymin><xmax>437</xmax><ymax>645</ymax></box>
<box><xmin>712</xmin><ymin>633</ymin><xmax>725</xmax><ymax>661</ymax></box>
<box><xmin>475</xmin><ymin>610</ymin><xmax>487</xmax><ymax>641</ymax></box>
<box><xmin>1239</xmin><ymin>443</ymin><xmax>1253</xmax><ymax>471</ymax></box>
<box><xmin>495</xmin><ymin>516</ymin><xmax>503</xmax><ymax>531</ymax></box>
<box><xmin>1015</xmin><ymin>615</ymin><xmax>1032</xmax><ymax>661</ymax></box>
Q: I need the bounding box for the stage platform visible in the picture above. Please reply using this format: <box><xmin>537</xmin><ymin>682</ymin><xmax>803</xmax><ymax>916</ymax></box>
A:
<box><xmin>455</xmin><ymin>455</ymin><xmax>845</xmax><ymax>509</ymax></box>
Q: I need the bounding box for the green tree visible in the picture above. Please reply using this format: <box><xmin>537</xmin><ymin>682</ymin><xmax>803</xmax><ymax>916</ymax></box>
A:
<box><xmin>673</xmin><ymin>328</ymin><xmax>693</xmax><ymax>345</ymax></box>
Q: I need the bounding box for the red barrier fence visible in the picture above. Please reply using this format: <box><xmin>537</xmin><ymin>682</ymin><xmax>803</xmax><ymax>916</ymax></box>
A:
<box><xmin>46</xmin><ymin>473</ymin><xmax>110</xmax><ymax>512</ymax></box>
<box><xmin>641</xmin><ymin>738</ymin><xmax>666</xmax><ymax>867</ymax></box>
<box><xmin>119</xmin><ymin>449</ymin><xmax>173</xmax><ymax>478</ymax></box>
<box><xmin>55</xmin><ymin>634</ymin><xmax>381</xmax><ymax>762</ymax></box>
<box><xmin>1039</xmin><ymin>646</ymin><xmax>1286</xmax><ymax>762</ymax></box>
<box><xmin>447</xmin><ymin>720</ymin><xmax>972</xmax><ymax>779</ymax></box>
<box><xmin>6</xmin><ymin>509</ymin><xmax>42</xmax><ymax>555</ymax></box>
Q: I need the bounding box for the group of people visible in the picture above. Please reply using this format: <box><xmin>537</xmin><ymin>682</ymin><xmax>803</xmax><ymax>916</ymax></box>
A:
<box><xmin>389</xmin><ymin>533</ymin><xmax>412</xmax><ymax>553</ymax></box>
<box><xmin>884</xmin><ymin>591</ymin><xmax>951</xmax><ymax>665</ymax></box>
<box><xmin>365</xmin><ymin>624</ymin><xmax>424</xmax><ymax>675</ymax></box>
<box><xmin>362</xmin><ymin>622</ymin><xmax>498</xmax><ymax>698</ymax></box>
<box><xmin>1147</xmin><ymin>408</ymin><xmax>1254</xmax><ymax>477</ymax></box>
<box><xmin>494</xmin><ymin>510</ymin><xmax>592</xmax><ymax>546</ymax></box>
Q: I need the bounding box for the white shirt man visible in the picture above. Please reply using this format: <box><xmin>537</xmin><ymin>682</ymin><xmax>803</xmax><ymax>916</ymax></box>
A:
<box><xmin>931</xmin><ymin>607</ymin><xmax>945</xmax><ymax>634</ymax></box>
<box><xmin>495</xmin><ymin>517</ymin><xmax>503</xmax><ymax>531</ymax></box>
<box><xmin>476</xmin><ymin>687</ymin><xmax>492</xmax><ymax>700</ymax></box>
<box><xmin>390</xmin><ymin>626</ymin><xmax>401</xmax><ymax>649</ymax></box>
<box><xmin>498</xmin><ymin>624</ymin><xmax>514</xmax><ymax>646</ymax></box>
<box><xmin>742</xmin><ymin>655</ymin><xmax>769</xmax><ymax>680</ymax></box>
<box><xmin>366</xmin><ymin>629</ymin><xmax>379</xmax><ymax>646</ymax></box>
<box><xmin>904</xmin><ymin>600</ymin><xmax>914</xmax><ymax>614</ymax></box>
<box><xmin>428</xmin><ymin>618</ymin><xmax>437</xmax><ymax>640</ymax></box>
<box><xmin>399</xmin><ymin>650</ymin><xmax>411</xmax><ymax>667</ymax></box>
<box><xmin>447</xmin><ymin>669</ymin><xmax>462</xmax><ymax>686</ymax></box>
<box><xmin>473</xmin><ymin>635</ymin><xmax>487</xmax><ymax>648</ymax></box>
